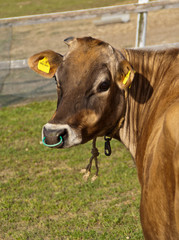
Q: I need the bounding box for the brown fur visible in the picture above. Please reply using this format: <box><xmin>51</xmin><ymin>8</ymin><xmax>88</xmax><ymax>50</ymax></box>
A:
<box><xmin>119</xmin><ymin>48</ymin><xmax>179</xmax><ymax>239</ymax></box>
<box><xmin>28</xmin><ymin>37</ymin><xmax>179</xmax><ymax>239</ymax></box>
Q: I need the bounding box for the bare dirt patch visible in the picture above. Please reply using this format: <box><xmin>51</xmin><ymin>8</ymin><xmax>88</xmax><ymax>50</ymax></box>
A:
<box><xmin>9</xmin><ymin>8</ymin><xmax>179</xmax><ymax>60</ymax></box>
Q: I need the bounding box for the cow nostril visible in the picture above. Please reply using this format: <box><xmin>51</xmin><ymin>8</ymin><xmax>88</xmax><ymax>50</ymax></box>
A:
<box><xmin>42</xmin><ymin>128</ymin><xmax>68</xmax><ymax>148</ymax></box>
<box><xmin>42</xmin><ymin>126</ymin><xmax>68</xmax><ymax>147</ymax></box>
<box><xmin>57</xmin><ymin>129</ymin><xmax>67</xmax><ymax>139</ymax></box>
<box><xmin>43</xmin><ymin>126</ymin><xmax>48</xmax><ymax>136</ymax></box>
<box><xmin>57</xmin><ymin>135</ymin><xmax>62</xmax><ymax>141</ymax></box>
<box><xmin>42</xmin><ymin>135</ymin><xmax>63</xmax><ymax>147</ymax></box>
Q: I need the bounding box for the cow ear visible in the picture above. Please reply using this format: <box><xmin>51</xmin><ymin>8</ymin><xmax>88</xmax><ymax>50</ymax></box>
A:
<box><xmin>64</xmin><ymin>36</ymin><xmax>76</xmax><ymax>46</ymax></box>
<box><xmin>116</xmin><ymin>60</ymin><xmax>135</xmax><ymax>90</ymax></box>
<box><xmin>28</xmin><ymin>50</ymin><xmax>63</xmax><ymax>78</ymax></box>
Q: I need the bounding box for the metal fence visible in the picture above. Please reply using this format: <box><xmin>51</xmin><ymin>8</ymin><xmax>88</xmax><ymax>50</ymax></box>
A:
<box><xmin>0</xmin><ymin>0</ymin><xmax>178</xmax><ymax>107</ymax></box>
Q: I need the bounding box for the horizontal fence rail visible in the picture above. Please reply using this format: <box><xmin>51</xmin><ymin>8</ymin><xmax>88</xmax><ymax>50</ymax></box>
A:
<box><xmin>0</xmin><ymin>0</ymin><xmax>178</xmax><ymax>107</ymax></box>
<box><xmin>0</xmin><ymin>0</ymin><xmax>179</xmax><ymax>27</ymax></box>
<box><xmin>0</xmin><ymin>43</ymin><xmax>179</xmax><ymax>70</ymax></box>
<box><xmin>0</xmin><ymin>59</ymin><xmax>28</xmax><ymax>70</ymax></box>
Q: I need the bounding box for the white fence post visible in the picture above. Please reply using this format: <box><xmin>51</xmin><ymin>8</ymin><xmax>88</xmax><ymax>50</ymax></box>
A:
<box><xmin>135</xmin><ymin>0</ymin><xmax>149</xmax><ymax>48</ymax></box>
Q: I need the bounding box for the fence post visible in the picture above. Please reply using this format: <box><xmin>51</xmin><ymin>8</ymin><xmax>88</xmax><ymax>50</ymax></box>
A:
<box><xmin>135</xmin><ymin>0</ymin><xmax>149</xmax><ymax>48</ymax></box>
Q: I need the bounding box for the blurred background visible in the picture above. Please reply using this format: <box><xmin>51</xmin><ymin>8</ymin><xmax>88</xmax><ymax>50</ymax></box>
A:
<box><xmin>0</xmin><ymin>0</ymin><xmax>179</xmax><ymax>107</ymax></box>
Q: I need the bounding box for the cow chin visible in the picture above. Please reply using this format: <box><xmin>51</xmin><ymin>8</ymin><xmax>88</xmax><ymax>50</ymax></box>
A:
<box><xmin>42</xmin><ymin>123</ymin><xmax>82</xmax><ymax>148</ymax></box>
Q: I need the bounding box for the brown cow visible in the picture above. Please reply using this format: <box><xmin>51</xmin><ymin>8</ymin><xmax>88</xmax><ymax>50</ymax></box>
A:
<box><xmin>28</xmin><ymin>37</ymin><xmax>179</xmax><ymax>239</ymax></box>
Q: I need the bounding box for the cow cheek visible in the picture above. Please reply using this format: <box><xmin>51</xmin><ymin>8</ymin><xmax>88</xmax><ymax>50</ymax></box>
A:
<box><xmin>68</xmin><ymin>110</ymin><xmax>99</xmax><ymax>129</ymax></box>
<box><xmin>82</xmin><ymin>112</ymin><xmax>99</xmax><ymax>127</ymax></box>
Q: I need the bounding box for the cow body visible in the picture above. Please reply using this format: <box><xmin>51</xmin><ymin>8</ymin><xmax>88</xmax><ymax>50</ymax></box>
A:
<box><xmin>119</xmin><ymin>48</ymin><xmax>179</xmax><ymax>239</ymax></box>
<box><xmin>28</xmin><ymin>37</ymin><xmax>179</xmax><ymax>239</ymax></box>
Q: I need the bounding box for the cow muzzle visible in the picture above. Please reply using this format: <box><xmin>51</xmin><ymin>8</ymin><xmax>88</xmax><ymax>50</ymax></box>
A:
<box><xmin>42</xmin><ymin>123</ymin><xmax>82</xmax><ymax>148</ymax></box>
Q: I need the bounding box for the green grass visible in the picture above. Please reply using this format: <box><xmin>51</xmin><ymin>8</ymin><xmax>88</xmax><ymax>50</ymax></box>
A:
<box><xmin>0</xmin><ymin>0</ymin><xmax>135</xmax><ymax>18</ymax></box>
<box><xmin>0</xmin><ymin>100</ymin><xmax>143</xmax><ymax>239</ymax></box>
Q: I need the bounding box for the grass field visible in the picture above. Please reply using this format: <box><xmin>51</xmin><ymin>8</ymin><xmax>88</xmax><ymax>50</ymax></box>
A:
<box><xmin>0</xmin><ymin>100</ymin><xmax>143</xmax><ymax>239</ymax></box>
<box><xmin>0</xmin><ymin>0</ymin><xmax>135</xmax><ymax>18</ymax></box>
<box><xmin>1</xmin><ymin>0</ymin><xmax>142</xmax><ymax>238</ymax></box>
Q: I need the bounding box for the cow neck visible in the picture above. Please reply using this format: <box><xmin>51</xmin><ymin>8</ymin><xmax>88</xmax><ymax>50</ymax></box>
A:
<box><xmin>117</xmin><ymin>48</ymin><xmax>156</xmax><ymax>159</ymax></box>
<box><xmin>103</xmin><ymin>90</ymin><xmax>128</xmax><ymax>156</ymax></box>
<box><xmin>85</xmin><ymin>105</ymin><xmax>127</xmax><ymax>178</ymax></box>
<box><xmin>105</xmin><ymin>113</ymin><xmax>126</xmax><ymax>140</ymax></box>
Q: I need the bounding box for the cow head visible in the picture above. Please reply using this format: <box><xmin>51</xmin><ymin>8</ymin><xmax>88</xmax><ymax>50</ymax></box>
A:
<box><xmin>28</xmin><ymin>37</ymin><xmax>135</xmax><ymax>148</ymax></box>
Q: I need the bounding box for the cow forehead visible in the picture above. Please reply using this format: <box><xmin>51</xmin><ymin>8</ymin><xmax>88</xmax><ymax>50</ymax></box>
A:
<box><xmin>64</xmin><ymin>37</ymin><xmax>113</xmax><ymax>64</ymax></box>
<box><xmin>59</xmin><ymin>41</ymin><xmax>112</xmax><ymax>86</ymax></box>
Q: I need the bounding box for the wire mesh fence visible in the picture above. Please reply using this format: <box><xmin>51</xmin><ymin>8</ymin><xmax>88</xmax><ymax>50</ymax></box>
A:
<box><xmin>0</xmin><ymin>68</ymin><xmax>56</xmax><ymax>107</ymax></box>
<box><xmin>0</xmin><ymin>4</ymin><xmax>178</xmax><ymax>107</ymax></box>
<box><xmin>0</xmin><ymin>16</ymin><xmax>137</xmax><ymax>107</ymax></box>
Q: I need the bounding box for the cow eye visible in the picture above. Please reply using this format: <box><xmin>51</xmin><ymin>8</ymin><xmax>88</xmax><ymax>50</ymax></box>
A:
<box><xmin>98</xmin><ymin>80</ymin><xmax>110</xmax><ymax>92</ymax></box>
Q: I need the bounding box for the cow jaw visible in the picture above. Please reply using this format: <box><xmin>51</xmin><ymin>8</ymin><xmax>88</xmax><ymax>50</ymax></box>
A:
<box><xmin>42</xmin><ymin>123</ymin><xmax>82</xmax><ymax>148</ymax></box>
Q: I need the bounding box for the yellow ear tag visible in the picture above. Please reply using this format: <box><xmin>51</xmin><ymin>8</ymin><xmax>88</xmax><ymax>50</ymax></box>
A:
<box><xmin>123</xmin><ymin>70</ymin><xmax>131</xmax><ymax>85</ymax></box>
<box><xmin>38</xmin><ymin>57</ymin><xmax>50</xmax><ymax>73</ymax></box>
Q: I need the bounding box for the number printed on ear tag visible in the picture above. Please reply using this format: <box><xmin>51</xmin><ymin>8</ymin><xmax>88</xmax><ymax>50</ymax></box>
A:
<box><xmin>38</xmin><ymin>57</ymin><xmax>50</xmax><ymax>73</ymax></box>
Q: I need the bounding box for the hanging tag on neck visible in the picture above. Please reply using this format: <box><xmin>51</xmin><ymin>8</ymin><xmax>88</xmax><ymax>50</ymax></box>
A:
<box><xmin>104</xmin><ymin>136</ymin><xmax>112</xmax><ymax>156</ymax></box>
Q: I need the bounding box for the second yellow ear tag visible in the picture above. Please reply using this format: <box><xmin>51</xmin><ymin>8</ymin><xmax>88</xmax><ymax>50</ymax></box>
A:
<box><xmin>123</xmin><ymin>70</ymin><xmax>131</xmax><ymax>85</ymax></box>
<box><xmin>38</xmin><ymin>57</ymin><xmax>50</xmax><ymax>73</ymax></box>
